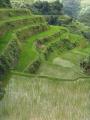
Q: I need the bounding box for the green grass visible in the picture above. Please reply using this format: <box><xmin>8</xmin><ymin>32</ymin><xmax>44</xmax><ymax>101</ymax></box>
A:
<box><xmin>37</xmin><ymin>27</ymin><xmax>68</xmax><ymax>46</ymax></box>
<box><xmin>0</xmin><ymin>15</ymin><xmax>43</xmax><ymax>25</ymax></box>
<box><xmin>0</xmin><ymin>9</ymin><xmax>90</xmax><ymax>120</ymax></box>
<box><xmin>46</xmin><ymin>43</ymin><xmax>90</xmax><ymax>68</ymax></box>
<box><xmin>0</xmin><ymin>16</ymin><xmax>31</xmax><ymax>25</ymax></box>
<box><xmin>14</xmin><ymin>22</ymin><xmax>89</xmax><ymax>75</ymax></box>
<box><xmin>0</xmin><ymin>32</ymin><xmax>12</xmax><ymax>53</ymax></box>
<box><xmin>0</xmin><ymin>17</ymin><xmax>47</xmax><ymax>54</ymax></box>
<box><xmin>36</xmin><ymin>30</ymin><xmax>90</xmax><ymax>78</ymax></box>
<box><xmin>0</xmin><ymin>9</ymin><xmax>32</xmax><ymax>21</ymax></box>
<box><xmin>0</xmin><ymin>24</ymin><xmax>37</xmax><ymax>54</ymax></box>
<box><xmin>16</xmin><ymin>26</ymin><xmax>61</xmax><ymax>71</ymax></box>
<box><xmin>60</xmin><ymin>30</ymin><xmax>86</xmax><ymax>43</ymax></box>
<box><xmin>61</xmin><ymin>46</ymin><xmax>90</xmax><ymax>64</ymax></box>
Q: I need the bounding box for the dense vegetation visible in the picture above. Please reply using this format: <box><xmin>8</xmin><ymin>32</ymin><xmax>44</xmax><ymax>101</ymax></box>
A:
<box><xmin>30</xmin><ymin>0</ymin><xmax>63</xmax><ymax>15</ymax></box>
<box><xmin>21</xmin><ymin>0</ymin><xmax>64</xmax><ymax>25</ymax></box>
<box><xmin>0</xmin><ymin>0</ymin><xmax>11</xmax><ymax>8</ymax></box>
<box><xmin>0</xmin><ymin>1</ymin><xmax>90</xmax><ymax>120</ymax></box>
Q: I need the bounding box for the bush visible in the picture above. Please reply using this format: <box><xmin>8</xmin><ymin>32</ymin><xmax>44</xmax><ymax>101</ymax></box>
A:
<box><xmin>27</xmin><ymin>59</ymin><xmax>41</xmax><ymax>74</ymax></box>
<box><xmin>0</xmin><ymin>40</ymin><xmax>20</xmax><ymax>80</ymax></box>
<box><xmin>80</xmin><ymin>56</ymin><xmax>90</xmax><ymax>74</ymax></box>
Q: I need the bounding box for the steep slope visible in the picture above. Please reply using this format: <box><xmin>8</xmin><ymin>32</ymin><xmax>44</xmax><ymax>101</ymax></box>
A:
<box><xmin>79</xmin><ymin>7</ymin><xmax>90</xmax><ymax>26</ymax></box>
<box><xmin>0</xmin><ymin>9</ymin><xmax>48</xmax><ymax>79</ymax></box>
<box><xmin>78</xmin><ymin>0</ymin><xmax>90</xmax><ymax>26</ymax></box>
<box><xmin>0</xmin><ymin>8</ymin><xmax>90</xmax><ymax>120</ymax></box>
<box><xmin>0</xmin><ymin>8</ymin><xmax>90</xmax><ymax>83</ymax></box>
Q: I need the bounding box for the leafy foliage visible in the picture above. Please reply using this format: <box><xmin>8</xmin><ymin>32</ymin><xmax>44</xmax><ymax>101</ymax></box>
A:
<box><xmin>80</xmin><ymin>56</ymin><xmax>90</xmax><ymax>74</ymax></box>
<box><xmin>29</xmin><ymin>0</ymin><xmax>63</xmax><ymax>15</ymax></box>
<box><xmin>0</xmin><ymin>0</ymin><xmax>11</xmax><ymax>8</ymax></box>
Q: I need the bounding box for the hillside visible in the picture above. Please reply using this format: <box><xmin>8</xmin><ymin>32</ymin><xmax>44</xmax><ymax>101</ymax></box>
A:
<box><xmin>0</xmin><ymin>9</ymin><xmax>90</xmax><ymax>120</ymax></box>
<box><xmin>78</xmin><ymin>7</ymin><xmax>90</xmax><ymax>26</ymax></box>
<box><xmin>10</xmin><ymin>0</ymin><xmax>34</xmax><ymax>8</ymax></box>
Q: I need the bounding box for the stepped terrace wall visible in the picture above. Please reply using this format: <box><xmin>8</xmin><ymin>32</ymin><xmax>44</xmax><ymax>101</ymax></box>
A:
<box><xmin>0</xmin><ymin>16</ymin><xmax>46</xmax><ymax>37</ymax></box>
<box><xmin>0</xmin><ymin>9</ymin><xmax>31</xmax><ymax>21</ymax></box>
<box><xmin>16</xmin><ymin>24</ymin><xmax>49</xmax><ymax>42</ymax></box>
<box><xmin>0</xmin><ymin>35</ymin><xmax>20</xmax><ymax>80</ymax></box>
<box><xmin>0</xmin><ymin>9</ymin><xmax>49</xmax><ymax>79</ymax></box>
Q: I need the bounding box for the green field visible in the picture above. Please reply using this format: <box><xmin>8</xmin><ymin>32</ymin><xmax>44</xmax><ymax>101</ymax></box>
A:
<box><xmin>0</xmin><ymin>9</ymin><xmax>90</xmax><ymax>120</ymax></box>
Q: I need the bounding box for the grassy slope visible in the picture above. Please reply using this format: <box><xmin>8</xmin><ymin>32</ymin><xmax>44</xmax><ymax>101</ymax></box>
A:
<box><xmin>36</xmin><ymin>29</ymin><xmax>90</xmax><ymax>79</ymax></box>
<box><xmin>0</xmin><ymin>15</ymin><xmax>45</xmax><ymax>54</ymax></box>
<box><xmin>0</xmin><ymin>15</ymin><xmax>42</xmax><ymax>25</ymax></box>
<box><xmin>0</xmin><ymin>9</ymin><xmax>90</xmax><ymax>120</ymax></box>
<box><xmin>0</xmin><ymin>31</ymin><xmax>12</xmax><ymax>53</ymax></box>
<box><xmin>39</xmin><ymin>47</ymin><xmax>90</xmax><ymax>79</ymax></box>
<box><xmin>16</xmin><ymin>26</ymin><xmax>61</xmax><ymax>71</ymax></box>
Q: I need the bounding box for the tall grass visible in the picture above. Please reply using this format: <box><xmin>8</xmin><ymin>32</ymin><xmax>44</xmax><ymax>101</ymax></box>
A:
<box><xmin>0</xmin><ymin>75</ymin><xmax>90</xmax><ymax>120</ymax></box>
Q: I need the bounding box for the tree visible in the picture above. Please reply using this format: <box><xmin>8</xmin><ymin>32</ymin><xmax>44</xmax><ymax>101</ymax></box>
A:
<box><xmin>30</xmin><ymin>0</ymin><xmax>63</xmax><ymax>15</ymax></box>
<box><xmin>30</xmin><ymin>1</ymin><xmax>50</xmax><ymax>15</ymax></box>
<box><xmin>50</xmin><ymin>0</ymin><xmax>63</xmax><ymax>15</ymax></box>
<box><xmin>0</xmin><ymin>0</ymin><xmax>11</xmax><ymax>8</ymax></box>
<box><xmin>63</xmin><ymin>0</ymin><xmax>81</xmax><ymax>17</ymax></box>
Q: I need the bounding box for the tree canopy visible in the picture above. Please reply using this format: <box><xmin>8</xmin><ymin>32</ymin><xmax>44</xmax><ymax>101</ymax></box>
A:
<box><xmin>0</xmin><ymin>0</ymin><xmax>11</xmax><ymax>8</ymax></box>
<box><xmin>30</xmin><ymin>0</ymin><xmax>63</xmax><ymax>15</ymax></box>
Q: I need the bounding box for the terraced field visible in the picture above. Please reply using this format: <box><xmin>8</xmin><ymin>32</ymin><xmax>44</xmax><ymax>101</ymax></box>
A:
<box><xmin>0</xmin><ymin>75</ymin><xmax>90</xmax><ymax>120</ymax></box>
<box><xmin>0</xmin><ymin>9</ymin><xmax>90</xmax><ymax>120</ymax></box>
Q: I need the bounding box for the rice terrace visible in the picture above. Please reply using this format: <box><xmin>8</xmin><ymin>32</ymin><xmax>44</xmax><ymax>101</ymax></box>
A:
<box><xmin>0</xmin><ymin>0</ymin><xmax>90</xmax><ymax>120</ymax></box>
